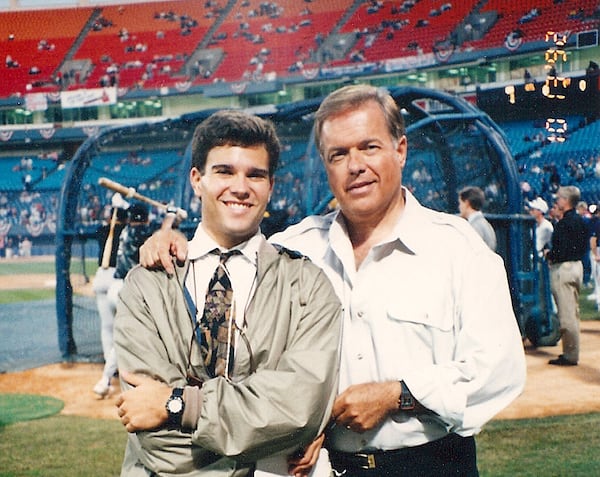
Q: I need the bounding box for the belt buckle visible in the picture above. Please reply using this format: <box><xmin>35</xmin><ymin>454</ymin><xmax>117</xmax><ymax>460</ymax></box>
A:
<box><xmin>356</xmin><ymin>453</ymin><xmax>376</xmax><ymax>469</ymax></box>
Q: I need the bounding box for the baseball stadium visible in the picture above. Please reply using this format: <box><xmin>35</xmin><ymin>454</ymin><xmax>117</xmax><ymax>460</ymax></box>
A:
<box><xmin>0</xmin><ymin>0</ymin><xmax>599</xmax><ymax>475</ymax></box>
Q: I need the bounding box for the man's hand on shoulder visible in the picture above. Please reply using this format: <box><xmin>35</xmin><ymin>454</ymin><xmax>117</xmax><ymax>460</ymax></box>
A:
<box><xmin>139</xmin><ymin>227</ymin><xmax>188</xmax><ymax>275</ymax></box>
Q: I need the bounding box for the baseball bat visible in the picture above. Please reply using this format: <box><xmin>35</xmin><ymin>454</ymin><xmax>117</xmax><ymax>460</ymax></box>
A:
<box><xmin>98</xmin><ymin>177</ymin><xmax>188</xmax><ymax>221</ymax></box>
<box><xmin>100</xmin><ymin>207</ymin><xmax>118</xmax><ymax>269</ymax></box>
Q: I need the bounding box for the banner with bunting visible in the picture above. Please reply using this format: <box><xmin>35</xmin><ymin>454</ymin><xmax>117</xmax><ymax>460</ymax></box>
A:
<box><xmin>60</xmin><ymin>87</ymin><xmax>117</xmax><ymax>109</ymax></box>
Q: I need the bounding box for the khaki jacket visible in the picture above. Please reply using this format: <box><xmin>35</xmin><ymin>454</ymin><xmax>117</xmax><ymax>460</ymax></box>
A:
<box><xmin>114</xmin><ymin>239</ymin><xmax>342</xmax><ymax>476</ymax></box>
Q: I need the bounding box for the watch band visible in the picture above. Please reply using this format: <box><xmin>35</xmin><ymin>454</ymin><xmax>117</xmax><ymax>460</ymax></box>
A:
<box><xmin>398</xmin><ymin>380</ymin><xmax>416</xmax><ymax>411</ymax></box>
<box><xmin>166</xmin><ymin>387</ymin><xmax>185</xmax><ymax>429</ymax></box>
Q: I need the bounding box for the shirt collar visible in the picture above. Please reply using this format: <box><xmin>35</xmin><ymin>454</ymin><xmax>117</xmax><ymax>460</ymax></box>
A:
<box><xmin>330</xmin><ymin>187</ymin><xmax>429</xmax><ymax>257</ymax></box>
<box><xmin>188</xmin><ymin>223</ymin><xmax>262</xmax><ymax>266</ymax></box>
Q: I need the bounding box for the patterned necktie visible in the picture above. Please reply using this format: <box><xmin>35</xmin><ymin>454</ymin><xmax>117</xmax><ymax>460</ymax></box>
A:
<box><xmin>199</xmin><ymin>249</ymin><xmax>241</xmax><ymax>378</ymax></box>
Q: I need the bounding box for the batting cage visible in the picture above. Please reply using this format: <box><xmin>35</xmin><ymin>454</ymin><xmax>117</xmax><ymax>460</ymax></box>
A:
<box><xmin>56</xmin><ymin>86</ymin><xmax>557</xmax><ymax>361</ymax></box>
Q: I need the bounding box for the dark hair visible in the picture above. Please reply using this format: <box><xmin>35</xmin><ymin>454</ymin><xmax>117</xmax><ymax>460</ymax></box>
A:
<box><xmin>459</xmin><ymin>186</ymin><xmax>486</xmax><ymax>211</ymax></box>
<box><xmin>191</xmin><ymin>110</ymin><xmax>280</xmax><ymax>176</ymax></box>
<box><xmin>314</xmin><ymin>84</ymin><xmax>405</xmax><ymax>156</ymax></box>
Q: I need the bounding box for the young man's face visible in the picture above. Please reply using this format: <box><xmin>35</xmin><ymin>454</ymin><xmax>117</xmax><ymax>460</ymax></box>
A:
<box><xmin>190</xmin><ymin>144</ymin><xmax>273</xmax><ymax>248</ymax></box>
<box><xmin>320</xmin><ymin>101</ymin><xmax>406</xmax><ymax>225</ymax></box>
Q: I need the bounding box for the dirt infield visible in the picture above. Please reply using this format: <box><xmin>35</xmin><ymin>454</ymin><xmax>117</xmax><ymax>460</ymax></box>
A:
<box><xmin>0</xmin><ymin>272</ymin><xmax>94</xmax><ymax>296</ymax></box>
<box><xmin>0</xmin><ymin>362</ymin><xmax>120</xmax><ymax>419</ymax></box>
<box><xmin>0</xmin><ymin>273</ymin><xmax>56</xmax><ymax>290</ymax></box>
<box><xmin>0</xmin><ymin>320</ymin><xmax>599</xmax><ymax>421</ymax></box>
<box><xmin>1</xmin><ymin>269</ymin><xmax>600</xmax><ymax>421</ymax></box>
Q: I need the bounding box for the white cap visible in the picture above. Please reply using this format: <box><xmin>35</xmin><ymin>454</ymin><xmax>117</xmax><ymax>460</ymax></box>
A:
<box><xmin>528</xmin><ymin>197</ymin><xmax>549</xmax><ymax>214</ymax></box>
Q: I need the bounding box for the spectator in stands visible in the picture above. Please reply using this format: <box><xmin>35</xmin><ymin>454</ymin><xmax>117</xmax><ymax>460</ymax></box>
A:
<box><xmin>92</xmin><ymin>201</ymin><xmax>128</xmax><ymax>398</ymax></box>
<box><xmin>4</xmin><ymin>236</ymin><xmax>15</xmax><ymax>259</ymax></box>
<box><xmin>18</xmin><ymin>235</ymin><xmax>32</xmax><ymax>257</ymax></box>
<box><xmin>140</xmin><ymin>85</ymin><xmax>526</xmax><ymax>476</ymax></box>
<box><xmin>458</xmin><ymin>185</ymin><xmax>497</xmax><ymax>251</ymax></box>
<box><xmin>548</xmin><ymin>164</ymin><xmax>561</xmax><ymax>192</ymax></box>
<box><xmin>527</xmin><ymin>197</ymin><xmax>553</xmax><ymax>256</ymax></box>
<box><xmin>114</xmin><ymin>110</ymin><xmax>341</xmax><ymax>476</ymax></box>
<box><xmin>5</xmin><ymin>55</ymin><xmax>19</xmax><ymax>68</ymax></box>
<box><xmin>545</xmin><ymin>186</ymin><xmax>588</xmax><ymax>366</ymax></box>
<box><xmin>519</xmin><ymin>7</ymin><xmax>540</xmax><ymax>24</ymax></box>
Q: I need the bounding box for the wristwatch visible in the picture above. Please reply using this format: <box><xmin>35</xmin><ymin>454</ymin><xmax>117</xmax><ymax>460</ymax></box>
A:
<box><xmin>165</xmin><ymin>387</ymin><xmax>185</xmax><ymax>429</ymax></box>
<box><xmin>398</xmin><ymin>380</ymin><xmax>416</xmax><ymax>411</ymax></box>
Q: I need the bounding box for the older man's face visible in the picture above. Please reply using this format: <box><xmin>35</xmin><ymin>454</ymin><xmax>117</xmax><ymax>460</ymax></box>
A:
<box><xmin>320</xmin><ymin>101</ymin><xmax>407</xmax><ymax>225</ymax></box>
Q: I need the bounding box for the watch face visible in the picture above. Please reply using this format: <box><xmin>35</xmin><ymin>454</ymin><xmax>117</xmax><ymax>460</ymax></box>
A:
<box><xmin>168</xmin><ymin>398</ymin><xmax>183</xmax><ymax>414</ymax></box>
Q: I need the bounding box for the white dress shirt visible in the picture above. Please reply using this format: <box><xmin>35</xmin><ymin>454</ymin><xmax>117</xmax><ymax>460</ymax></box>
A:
<box><xmin>271</xmin><ymin>188</ymin><xmax>526</xmax><ymax>452</ymax></box>
<box><xmin>186</xmin><ymin>224</ymin><xmax>260</xmax><ymax>332</ymax></box>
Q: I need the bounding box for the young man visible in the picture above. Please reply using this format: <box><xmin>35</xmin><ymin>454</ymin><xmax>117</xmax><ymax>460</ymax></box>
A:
<box><xmin>545</xmin><ymin>186</ymin><xmax>588</xmax><ymax>366</ymax></box>
<box><xmin>458</xmin><ymin>185</ymin><xmax>497</xmax><ymax>251</ymax></box>
<box><xmin>113</xmin><ymin>110</ymin><xmax>341</xmax><ymax>476</ymax></box>
<box><xmin>140</xmin><ymin>85</ymin><xmax>526</xmax><ymax>476</ymax></box>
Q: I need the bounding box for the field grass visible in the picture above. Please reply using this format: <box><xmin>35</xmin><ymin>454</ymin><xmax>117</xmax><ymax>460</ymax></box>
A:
<box><xmin>478</xmin><ymin>413</ymin><xmax>600</xmax><ymax>476</ymax></box>
<box><xmin>0</xmin><ymin>413</ymin><xmax>599</xmax><ymax>476</ymax></box>
<box><xmin>0</xmin><ymin>256</ymin><xmax>97</xmax><ymax>277</ymax></box>
<box><xmin>0</xmin><ymin>259</ymin><xmax>57</xmax><ymax>275</ymax></box>
<box><xmin>0</xmin><ymin>256</ymin><xmax>97</xmax><ymax>304</ymax></box>
<box><xmin>0</xmin><ymin>416</ymin><xmax>127</xmax><ymax>477</ymax></box>
<box><xmin>0</xmin><ymin>288</ymin><xmax>55</xmax><ymax>303</ymax></box>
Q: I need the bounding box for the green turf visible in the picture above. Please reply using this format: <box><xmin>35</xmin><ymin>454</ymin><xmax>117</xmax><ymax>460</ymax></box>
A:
<box><xmin>0</xmin><ymin>260</ymin><xmax>56</xmax><ymax>275</ymax></box>
<box><xmin>0</xmin><ymin>289</ymin><xmax>55</xmax><ymax>304</ymax></box>
<box><xmin>0</xmin><ymin>413</ymin><xmax>598</xmax><ymax>476</ymax></box>
<box><xmin>478</xmin><ymin>413</ymin><xmax>600</xmax><ymax>476</ymax></box>
<box><xmin>0</xmin><ymin>394</ymin><xmax>64</xmax><ymax>426</ymax></box>
<box><xmin>0</xmin><ymin>415</ymin><xmax>127</xmax><ymax>477</ymax></box>
<box><xmin>0</xmin><ymin>257</ymin><xmax>97</xmax><ymax>277</ymax></box>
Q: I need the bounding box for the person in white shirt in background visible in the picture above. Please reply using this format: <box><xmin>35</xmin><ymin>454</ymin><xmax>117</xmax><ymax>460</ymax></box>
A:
<box><xmin>527</xmin><ymin>197</ymin><xmax>553</xmax><ymax>256</ymax></box>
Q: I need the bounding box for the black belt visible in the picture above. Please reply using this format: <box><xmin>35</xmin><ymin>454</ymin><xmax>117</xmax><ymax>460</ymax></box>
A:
<box><xmin>329</xmin><ymin>433</ymin><xmax>476</xmax><ymax>472</ymax></box>
<box><xmin>330</xmin><ymin>446</ymin><xmax>412</xmax><ymax>470</ymax></box>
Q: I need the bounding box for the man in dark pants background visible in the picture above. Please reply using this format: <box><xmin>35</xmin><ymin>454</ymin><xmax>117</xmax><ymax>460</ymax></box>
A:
<box><xmin>545</xmin><ymin>185</ymin><xmax>588</xmax><ymax>366</ymax></box>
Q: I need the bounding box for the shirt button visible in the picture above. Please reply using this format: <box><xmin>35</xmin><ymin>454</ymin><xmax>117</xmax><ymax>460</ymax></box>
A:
<box><xmin>357</xmin><ymin>311</ymin><xmax>364</xmax><ymax>318</ymax></box>
<box><xmin>357</xmin><ymin>354</ymin><xmax>363</xmax><ymax>360</ymax></box>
